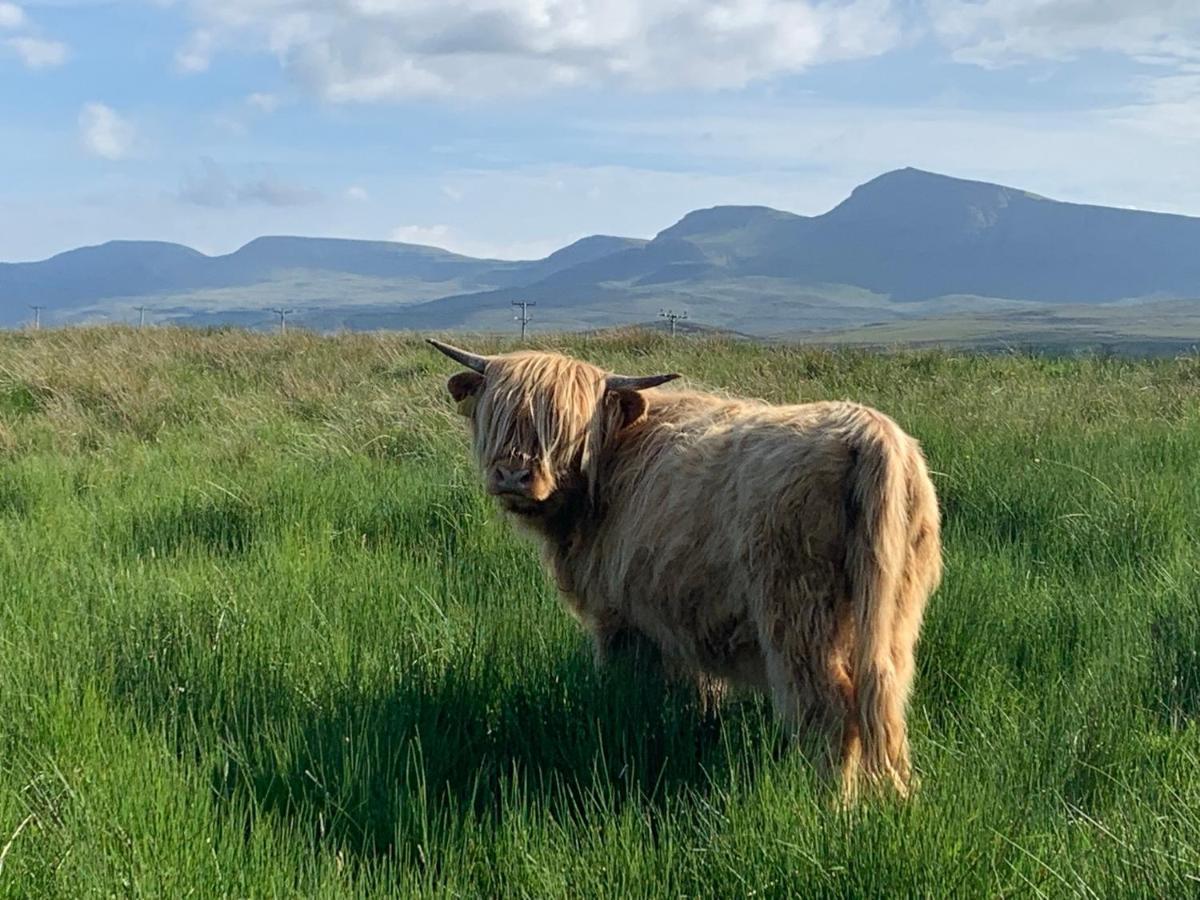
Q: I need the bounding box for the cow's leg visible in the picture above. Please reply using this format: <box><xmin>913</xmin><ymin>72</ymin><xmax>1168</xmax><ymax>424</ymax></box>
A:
<box><xmin>595</xmin><ymin>624</ymin><xmax>724</xmax><ymax>715</ymax></box>
<box><xmin>763</xmin><ymin>638</ymin><xmax>859</xmax><ymax>799</ymax></box>
<box><xmin>888</xmin><ymin>621</ymin><xmax>917</xmax><ymax>787</ymax></box>
<box><xmin>688</xmin><ymin>670</ymin><xmax>729</xmax><ymax>716</ymax></box>
<box><xmin>885</xmin><ymin>560</ymin><xmax>934</xmax><ymax>788</ymax></box>
<box><xmin>591</xmin><ymin>621</ymin><xmax>666</xmax><ymax>681</ymax></box>
<box><xmin>881</xmin><ymin>532</ymin><xmax>939</xmax><ymax>790</ymax></box>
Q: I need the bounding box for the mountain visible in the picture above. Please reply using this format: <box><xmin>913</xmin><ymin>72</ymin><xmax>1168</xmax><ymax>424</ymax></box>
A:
<box><xmin>0</xmin><ymin>236</ymin><xmax>505</xmax><ymax>317</ymax></box>
<box><xmin>566</xmin><ymin>168</ymin><xmax>1200</xmax><ymax>302</ymax></box>
<box><xmin>738</xmin><ymin>168</ymin><xmax>1200</xmax><ymax>301</ymax></box>
<box><xmin>470</xmin><ymin>235</ymin><xmax>649</xmax><ymax>289</ymax></box>
<box><xmin>0</xmin><ymin>241</ymin><xmax>208</xmax><ymax>309</ymax></box>
<box><xmin>3</xmin><ymin>168</ymin><xmax>1200</xmax><ymax>338</ymax></box>
<box><xmin>206</xmin><ymin>236</ymin><xmax>501</xmax><ymax>283</ymax></box>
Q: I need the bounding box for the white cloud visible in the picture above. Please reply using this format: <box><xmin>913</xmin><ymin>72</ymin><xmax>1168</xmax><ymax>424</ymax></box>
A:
<box><xmin>921</xmin><ymin>0</ymin><xmax>1200</xmax><ymax>148</ymax></box>
<box><xmin>78</xmin><ymin>103</ymin><xmax>134</xmax><ymax>160</ymax></box>
<box><xmin>210</xmin><ymin>92</ymin><xmax>284</xmax><ymax>135</ymax></box>
<box><xmin>6</xmin><ymin>35</ymin><xmax>67</xmax><ymax>67</ymax></box>
<box><xmin>175</xmin><ymin>28</ymin><xmax>214</xmax><ymax>73</ymax></box>
<box><xmin>177</xmin><ymin>0</ymin><xmax>905</xmax><ymax>101</ymax></box>
<box><xmin>1107</xmin><ymin>79</ymin><xmax>1200</xmax><ymax>144</ymax></box>
<box><xmin>927</xmin><ymin>0</ymin><xmax>1200</xmax><ymax>68</ymax></box>
<box><xmin>345</xmin><ymin>185</ymin><xmax>369</xmax><ymax>201</ymax></box>
<box><xmin>2</xmin><ymin>2</ymin><xmax>70</xmax><ymax>69</ymax></box>
<box><xmin>0</xmin><ymin>2</ymin><xmax>25</xmax><ymax>30</ymax></box>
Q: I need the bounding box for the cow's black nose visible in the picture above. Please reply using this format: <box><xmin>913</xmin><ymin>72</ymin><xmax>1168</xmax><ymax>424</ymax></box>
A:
<box><xmin>492</xmin><ymin>464</ymin><xmax>532</xmax><ymax>492</ymax></box>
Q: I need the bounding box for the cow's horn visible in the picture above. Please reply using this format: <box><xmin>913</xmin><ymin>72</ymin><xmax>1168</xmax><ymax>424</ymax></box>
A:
<box><xmin>606</xmin><ymin>373</ymin><xmax>680</xmax><ymax>391</ymax></box>
<box><xmin>427</xmin><ymin>338</ymin><xmax>489</xmax><ymax>374</ymax></box>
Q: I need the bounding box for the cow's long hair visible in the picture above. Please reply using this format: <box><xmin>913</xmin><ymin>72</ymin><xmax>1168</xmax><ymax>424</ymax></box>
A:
<box><xmin>469</xmin><ymin>352</ymin><xmax>623</xmax><ymax>501</ymax></box>
<box><xmin>439</xmin><ymin>344</ymin><xmax>941</xmax><ymax>802</ymax></box>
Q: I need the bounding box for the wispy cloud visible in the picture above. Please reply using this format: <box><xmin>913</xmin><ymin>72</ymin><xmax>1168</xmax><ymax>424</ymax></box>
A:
<box><xmin>178</xmin><ymin>157</ymin><xmax>322</xmax><ymax>207</ymax></box>
<box><xmin>6</xmin><ymin>34</ymin><xmax>67</xmax><ymax>67</ymax></box>
<box><xmin>245</xmin><ymin>91</ymin><xmax>280</xmax><ymax>113</ymax></box>
<box><xmin>238</xmin><ymin>177</ymin><xmax>321</xmax><ymax>206</ymax></box>
<box><xmin>390</xmin><ymin>223</ymin><xmax>562</xmax><ymax>259</ymax></box>
<box><xmin>174</xmin><ymin>28</ymin><xmax>214</xmax><ymax>73</ymax></box>
<box><xmin>927</xmin><ymin>0</ymin><xmax>1200</xmax><ymax>68</ymax></box>
<box><xmin>78</xmin><ymin>102</ymin><xmax>134</xmax><ymax>160</ymax></box>
<box><xmin>0</xmin><ymin>2</ymin><xmax>25</xmax><ymax>30</ymax></box>
<box><xmin>924</xmin><ymin>1</ymin><xmax>1200</xmax><ymax>149</ymax></box>
<box><xmin>390</xmin><ymin>224</ymin><xmax>451</xmax><ymax>246</ymax></box>
<box><xmin>1</xmin><ymin>1</ymin><xmax>69</xmax><ymax>69</ymax></box>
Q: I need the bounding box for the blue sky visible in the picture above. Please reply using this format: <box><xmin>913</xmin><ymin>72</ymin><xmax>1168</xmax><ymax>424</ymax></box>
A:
<box><xmin>2</xmin><ymin>0</ymin><xmax>1198</xmax><ymax>262</ymax></box>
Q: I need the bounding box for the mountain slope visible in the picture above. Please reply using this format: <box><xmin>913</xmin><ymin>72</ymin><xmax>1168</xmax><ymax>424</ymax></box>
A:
<box><xmin>737</xmin><ymin>168</ymin><xmax>1200</xmax><ymax>301</ymax></box>
<box><xmin>469</xmin><ymin>235</ymin><xmax>648</xmax><ymax>289</ymax></box>
<box><xmin>532</xmin><ymin>168</ymin><xmax>1200</xmax><ymax>303</ymax></box>
<box><xmin>4</xmin><ymin>168</ymin><xmax>1200</xmax><ymax>334</ymax></box>
<box><xmin>0</xmin><ymin>241</ymin><xmax>209</xmax><ymax>309</ymax></box>
<box><xmin>0</xmin><ymin>236</ymin><xmax>508</xmax><ymax>319</ymax></box>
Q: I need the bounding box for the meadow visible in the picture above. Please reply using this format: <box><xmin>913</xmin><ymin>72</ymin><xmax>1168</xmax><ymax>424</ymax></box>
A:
<box><xmin>1</xmin><ymin>326</ymin><xmax>1199</xmax><ymax>897</ymax></box>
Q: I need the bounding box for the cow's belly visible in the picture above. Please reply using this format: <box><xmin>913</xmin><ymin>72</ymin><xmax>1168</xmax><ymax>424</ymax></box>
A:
<box><xmin>622</xmin><ymin>581</ymin><xmax>769</xmax><ymax>692</ymax></box>
<box><xmin>700</xmin><ymin>637</ymin><xmax>769</xmax><ymax>691</ymax></box>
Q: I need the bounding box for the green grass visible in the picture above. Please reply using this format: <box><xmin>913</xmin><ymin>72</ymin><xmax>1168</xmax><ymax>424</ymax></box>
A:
<box><xmin>2</xmin><ymin>326</ymin><xmax>1200</xmax><ymax>897</ymax></box>
<box><xmin>793</xmin><ymin>296</ymin><xmax>1200</xmax><ymax>356</ymax></box>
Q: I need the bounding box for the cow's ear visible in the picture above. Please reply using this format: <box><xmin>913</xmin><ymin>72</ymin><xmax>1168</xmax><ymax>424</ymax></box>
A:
<box><xmin>448</xmin><ymin>371</ymin><xmax>484</xmax><ymax>415</ymax></box>
<box><xmin>609</xmin><ymin>388</ymin><xmax>649</xmax><ymax>431</ymax></box>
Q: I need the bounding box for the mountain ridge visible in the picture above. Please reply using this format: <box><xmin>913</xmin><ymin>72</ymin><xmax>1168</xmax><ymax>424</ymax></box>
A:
<box><xmin>4</xmin><ymin>168</ymin><xmax>1200</xmax><ymax>334</ymax></box>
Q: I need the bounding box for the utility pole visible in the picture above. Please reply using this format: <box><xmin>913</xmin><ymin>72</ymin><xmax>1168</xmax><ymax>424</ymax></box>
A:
<box><xmin>270</xmin><ymin>308</ymin><xmax>294</xmax><ymax>334</ymax></box>
<box><xmin>512</xmin><ymin>300</ymin><xmax>536</xmax><ymax>341</ymax></box>
<box><xmin>659</xmin><ymin>308</ymin><xmax>687</xmax><ymax>338</ymax></box>
<box><xmin>29</xmin><ymin>305</ymin><xmax>43</xmax><ymax>330</ymax></box>
<box><xmin>134</xmin><ymin>306</ymin><xmax>147</xmax><ymax>328</ymax></box>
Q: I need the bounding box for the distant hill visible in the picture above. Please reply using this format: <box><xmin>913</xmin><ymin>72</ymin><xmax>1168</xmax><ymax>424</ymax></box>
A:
<box><xmin>3</xmin><ymin>168</ymin><xmax>1200</xmax><ymax>338</ymax></box>
<box><xmin>0</xmin><ymin>237</ymin><xmax>498</xmax><ymax>314</ymax></box>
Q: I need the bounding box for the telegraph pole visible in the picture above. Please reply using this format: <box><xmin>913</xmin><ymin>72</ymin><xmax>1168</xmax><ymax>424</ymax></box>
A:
<box><xmin>270</xmin><ymin>308</ymin><xmax>294</xmax><ymax>334</ymax></box>
<box><xmin>29</xmin><ymin>305</ymin><xmax>43</xmax><ymax>330</ymax></box>
<box><xmin>134</xmin><ymin>306</ymin><xmax>147</xmax><ymax>328</ymax></box>
<box><xmin>512</xmin><ymin>300</ymin><xmax>536</xmax><ymax>341</ymax></box>
<box><xmin>659</xmin><ymin>308</ymin><xmax>687</xmax><ymax>338</ymax></box>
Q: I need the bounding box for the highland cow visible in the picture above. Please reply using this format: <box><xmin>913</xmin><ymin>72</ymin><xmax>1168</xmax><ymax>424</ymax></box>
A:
<box><xmin>428</xmin><ymin>339</ymin><xmax>942</xmax><ymax>798</ymax></box>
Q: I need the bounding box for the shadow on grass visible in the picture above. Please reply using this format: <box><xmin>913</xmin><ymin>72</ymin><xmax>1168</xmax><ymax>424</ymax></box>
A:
<box><xmin>1151</xmin><ymin>613</ymin><xmax>1200</xmax><ymax>730</ymax></box>
<box><xmin>99</xmin><ymin>625</ymin><xmax>775</xmax><ymax>867</ymax></box>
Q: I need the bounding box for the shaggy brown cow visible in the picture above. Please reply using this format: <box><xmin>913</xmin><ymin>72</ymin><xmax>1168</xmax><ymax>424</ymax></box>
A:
<box><xmin>428</xmin><ymin>339</ymin><xmax>942</xmax><ymax>799</ymax></box>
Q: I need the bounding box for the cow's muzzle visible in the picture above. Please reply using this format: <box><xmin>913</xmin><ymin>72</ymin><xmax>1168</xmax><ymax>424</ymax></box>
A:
<box><xmin>489</xmin><ymin>463</ymin><xmax>534</xmax><ymax>498</ymax></box>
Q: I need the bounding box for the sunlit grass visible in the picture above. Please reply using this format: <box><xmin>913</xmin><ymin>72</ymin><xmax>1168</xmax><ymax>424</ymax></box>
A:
<box><xmin>1</xmin><ymin>326</ymin><xmax>1199</xmax><ymax>896</ymax></box>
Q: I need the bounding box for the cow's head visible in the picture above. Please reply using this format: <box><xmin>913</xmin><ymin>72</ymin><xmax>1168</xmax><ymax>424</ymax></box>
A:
<box><xmin>428</xmin><ymin>339</ymin><xmax>678</xmax><ymax>518</ymax></box>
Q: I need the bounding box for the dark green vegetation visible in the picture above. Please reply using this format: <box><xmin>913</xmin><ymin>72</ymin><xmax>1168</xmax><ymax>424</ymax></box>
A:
<box><xmin>1</xmin><ymin>327</ymin><xmax>1199</xmax><ymax>896</ymax></box>
<box><xmin>5</xmin><ymin>169</ymin><xmax>1200</xmax><ymax>341</ymax></box>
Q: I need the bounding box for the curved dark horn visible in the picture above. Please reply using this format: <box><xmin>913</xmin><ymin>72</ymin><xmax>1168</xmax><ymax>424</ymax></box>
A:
<box><xmin>605</xmin><ymin>372</ymin><xmax>680</xmax><ymax>391</ymax></box>
<box><xmin>426</xmin><ymin>338</ymin><xmax>489</xmax><ymax>374</ymax></box>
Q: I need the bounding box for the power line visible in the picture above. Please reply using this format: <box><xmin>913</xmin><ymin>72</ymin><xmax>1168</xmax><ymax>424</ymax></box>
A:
<box><xmin>659</xmin><ymin>308</ymin><xmax>688</xmax><ymax>338</ymax></box>
<box><xmin>512</xmin><ymin>300</ymin><xmax>536</xmax><ymax>341</ymax></box>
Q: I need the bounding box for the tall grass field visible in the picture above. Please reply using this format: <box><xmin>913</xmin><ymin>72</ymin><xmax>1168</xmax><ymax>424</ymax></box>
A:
<box><xmin>1</xmin><ymin>327</ymin><xmax>1199</xmax><ymax>897</ymax></box>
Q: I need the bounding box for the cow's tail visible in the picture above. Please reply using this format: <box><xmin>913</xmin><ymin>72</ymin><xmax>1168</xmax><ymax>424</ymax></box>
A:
<box><xmin>844</xmin><ymin>416</ymin><xmax>912</xmax><ymax>798</ymax></box>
